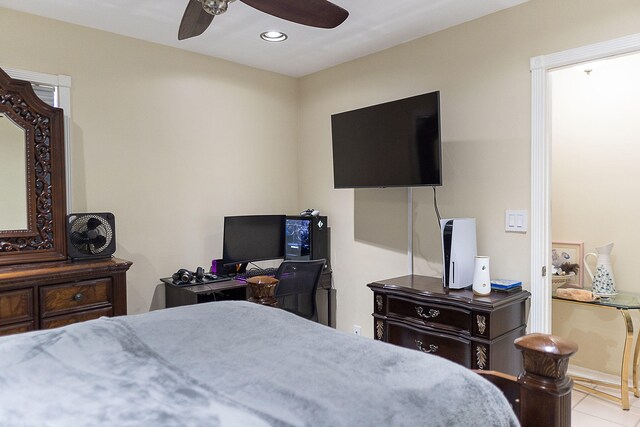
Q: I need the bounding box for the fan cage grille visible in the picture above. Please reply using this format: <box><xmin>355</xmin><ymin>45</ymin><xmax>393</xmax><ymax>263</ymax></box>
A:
<box><xmin>69</xmin><ymin>214</ymin><xmax>114</xmax><ymax>254</ymax></box>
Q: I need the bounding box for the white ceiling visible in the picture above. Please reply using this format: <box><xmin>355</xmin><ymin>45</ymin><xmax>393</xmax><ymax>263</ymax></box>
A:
<box><xmin>0</xmin><ymin>0</ymin><xmax>528</xmax><ymax>77</ymax></box>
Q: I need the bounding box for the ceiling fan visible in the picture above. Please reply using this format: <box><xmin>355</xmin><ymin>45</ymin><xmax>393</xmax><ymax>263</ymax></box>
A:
<box><xmin>178</xmin><ymin>0</ymin><xmax>349</xmax><ymax>40</ymax></box>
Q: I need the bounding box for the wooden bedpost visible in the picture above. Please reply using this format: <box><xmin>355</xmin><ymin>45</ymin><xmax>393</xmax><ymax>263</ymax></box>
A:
<box><xmin>515</xmin><ymin>333</ymin><xmax>578</xmax><ymax>427</ymax></box>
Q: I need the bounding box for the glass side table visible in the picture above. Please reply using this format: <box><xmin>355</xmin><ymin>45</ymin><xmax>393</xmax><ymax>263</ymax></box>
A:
<box><xmin>553</xmin><ymin>290</ymin><xmax>640</xmax><ymax>410</ymax></box>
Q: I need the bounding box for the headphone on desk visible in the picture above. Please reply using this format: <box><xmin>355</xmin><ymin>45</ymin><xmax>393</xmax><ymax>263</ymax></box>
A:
<box><xmin>300</xmin><ymin>208</ymin><xmax>320</xmax><ymax>217</ymax></box>
<box><xmin>172</xmin><ymin>267</ymin><xmax>205</xmax><ymax>285</ymax></box>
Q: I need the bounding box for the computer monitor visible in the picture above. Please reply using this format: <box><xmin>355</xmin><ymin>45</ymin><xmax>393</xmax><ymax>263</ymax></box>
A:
<box><xmin>222</xmin><ymin>215</ymin><xmax>285</xmax><ymax>266</ymax></box>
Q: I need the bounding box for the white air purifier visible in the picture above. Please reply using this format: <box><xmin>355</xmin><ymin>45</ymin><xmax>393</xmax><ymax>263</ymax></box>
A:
<box><xmin>440</xmin><ymin>218</ymin><xmax>477</xmax><ymax>289</ymax></box>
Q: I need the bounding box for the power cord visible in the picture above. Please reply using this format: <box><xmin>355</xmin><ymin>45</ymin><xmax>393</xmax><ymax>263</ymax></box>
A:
<box><xmin>433</xmin><ymin>187</ymin><xmax>441</xmax><ymax>227</ymax></box>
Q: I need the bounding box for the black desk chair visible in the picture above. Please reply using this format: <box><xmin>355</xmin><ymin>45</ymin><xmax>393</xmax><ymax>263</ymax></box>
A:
<box><xmin>274</xmin><ymin>259</ymin><xmax>326</xmax><ymax>321</ymax></box>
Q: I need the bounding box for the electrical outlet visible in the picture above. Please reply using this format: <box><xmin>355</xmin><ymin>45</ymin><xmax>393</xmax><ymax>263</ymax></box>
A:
<box><xmin>352</xmin><ymin>325</ymin><xmax>362</xmax><ymax>336</ymax></box>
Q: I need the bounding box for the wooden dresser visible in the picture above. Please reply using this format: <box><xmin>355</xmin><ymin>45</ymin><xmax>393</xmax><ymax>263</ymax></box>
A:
<box><xmin>368</xmin><ymin>275</ymin><xmax>530</xmax><ymax>376</ymax></box>
<box><xmin>0</xmin><ymin>69</ymin><xmax>132</xmax><ymax>337</ymax></box>
<box><xmin>0</xmin><ymin>258</ymin><xmax>132</xmax><ymax>336</ymax></box>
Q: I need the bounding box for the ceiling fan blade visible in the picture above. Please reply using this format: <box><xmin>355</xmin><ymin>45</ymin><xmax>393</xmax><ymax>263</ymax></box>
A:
<box><xmin>240</xmin><ymin>0</ymin><xmax>348</xmax><ymax>29</ymax></box>
<box><xmin>178</xmin><ymin>0</ymin><xmax>215</xmax><ymax>40</ymax></box>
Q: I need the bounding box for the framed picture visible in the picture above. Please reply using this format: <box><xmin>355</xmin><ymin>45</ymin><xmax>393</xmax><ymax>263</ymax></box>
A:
<box><xmin>552</xmin><ymin>241</ymin><xmax>584</xmax><ymax>288</ymax></box>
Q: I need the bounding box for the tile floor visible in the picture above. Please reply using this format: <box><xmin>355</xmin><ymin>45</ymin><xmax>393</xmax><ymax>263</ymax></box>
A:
<box><xmin>569</xmin><ymin>367</ymin><xmax>640</xmax><ymax>426</ymax></box>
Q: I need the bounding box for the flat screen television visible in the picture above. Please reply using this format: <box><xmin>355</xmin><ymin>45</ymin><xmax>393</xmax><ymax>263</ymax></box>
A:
<box><xmin>331</xmin><ymin>91</ymin><xmax>442</xmax><ymax>188</ymax></box>
<box><xmin>222</xmin><ymin>215</ymin><xmax>285</xmax><ymax>266</ymax></box>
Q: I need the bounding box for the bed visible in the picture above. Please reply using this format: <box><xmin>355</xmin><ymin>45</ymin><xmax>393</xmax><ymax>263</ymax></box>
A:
<box><xmin>0</xmin><ymin>301</ymin><xmax>574</xmax><ymax>426</ymax></box>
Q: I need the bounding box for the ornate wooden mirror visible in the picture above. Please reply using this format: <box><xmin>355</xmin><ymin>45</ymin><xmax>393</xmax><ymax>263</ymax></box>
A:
<box><xmin>0</xmin><ymin>67</ymin><xmax>67</xmax><ymax>265</ymax></box>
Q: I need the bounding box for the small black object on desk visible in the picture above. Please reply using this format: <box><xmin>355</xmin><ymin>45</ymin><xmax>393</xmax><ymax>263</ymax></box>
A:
<box><xmin>171</xmin><ymin>266</ymin><xmax>231</xmax><ymax>286</ymax></box>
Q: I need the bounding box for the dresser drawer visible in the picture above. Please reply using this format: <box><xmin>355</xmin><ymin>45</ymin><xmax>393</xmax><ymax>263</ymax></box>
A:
<box><xmin>387</xmin><ymin>321</ymin><xmax>472</xmax><ymax>367</ymax></box>
<box><xmin>40</xmin><ymin>278</ymin><xmax>112</xmax><ymax>317</ymax></box>
<box><xmin>0</xmin><ymin>288</ymin><xmax>34</xmax><ymax>326</ymax></box>
<box><xmin>0</xmin><ymin>321</ymin><xmax>35</xmax><ymax>336</ymax></box>
<box><xmin>387</xmin><ymin>296</ymin><xmax>471</xmax><ymax>333</ymax></box>
<box><xmin>41</xmin><ymin>307</ymin><xmax>113</xmax><ymax>330</ymax></box>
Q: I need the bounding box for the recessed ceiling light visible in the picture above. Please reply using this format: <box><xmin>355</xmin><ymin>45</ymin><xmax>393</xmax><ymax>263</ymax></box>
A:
<box><xmin>260</xmin><ymin>31</ymin><xmax>287</xmax><ymax>42</ymax></box>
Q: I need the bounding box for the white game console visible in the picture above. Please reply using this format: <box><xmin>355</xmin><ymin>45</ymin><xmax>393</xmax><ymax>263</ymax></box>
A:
<box><xmin>440</xmin><ymin>218</ymin><xmax>477</xmax><ymax>289</ymax></box>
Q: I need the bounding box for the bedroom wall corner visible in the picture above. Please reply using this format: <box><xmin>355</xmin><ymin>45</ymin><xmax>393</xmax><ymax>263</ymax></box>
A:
<box><xmin>0</xmin><ymin>8</ymin><xmax>301</xmax><ymax>314</ymax></box>
<box><xmin>297</xmin><ymin>0</ymin><xmax>640</xmax><ymax>336</ymax></box>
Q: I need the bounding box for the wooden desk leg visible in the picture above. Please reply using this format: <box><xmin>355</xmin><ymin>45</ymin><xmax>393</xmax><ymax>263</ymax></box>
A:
<box><xmin>620</xmin><ymin>309</ymin><xmax>633</xmax><ymax>410</ymax></box>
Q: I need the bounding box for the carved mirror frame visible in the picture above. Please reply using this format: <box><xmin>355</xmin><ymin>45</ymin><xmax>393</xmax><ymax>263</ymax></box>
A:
<box><xmin>0</xmin><ymin>67</ymin><xmax>67</xmax><ymax>265</ymax></box>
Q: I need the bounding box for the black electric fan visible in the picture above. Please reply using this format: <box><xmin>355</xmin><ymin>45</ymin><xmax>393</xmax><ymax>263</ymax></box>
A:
<box><xmin>67</xmin><ymin>213</ymin><xmax>116</xmax><ymax>260</ymax></box>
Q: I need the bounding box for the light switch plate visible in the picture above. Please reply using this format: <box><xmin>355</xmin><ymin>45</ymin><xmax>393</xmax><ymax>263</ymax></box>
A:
<box><xmin>505</xmin><ymin>210</ymin><xmax>528</xmax><ymax>233</ymax></box>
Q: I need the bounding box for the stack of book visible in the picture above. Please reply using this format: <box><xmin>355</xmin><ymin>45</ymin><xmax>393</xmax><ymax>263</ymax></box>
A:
<box><xmin>490</xmin><ymin>279</ymin><xmax>522</xmax><ymax>293</ymax></box>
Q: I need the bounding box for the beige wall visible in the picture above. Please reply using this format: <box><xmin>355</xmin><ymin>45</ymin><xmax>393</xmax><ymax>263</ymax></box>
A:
<box><xmin>3</xmin><ymin>0</ymin><xmax>640</xmax><ymax>374</ymax></box>
<box><xmin>297</xmin><ymin>0</ymin><xmax>640</xmax><ymax>355</ymax></box>
<box><xmin>0</xmin><ymin>9</ymin><xmax>299</xmax><ymax>313</ymax></box>
<box><xmin>552</xmin><ymin>53</ymin><xmax>640</xmax><ymax>374</ymax></box>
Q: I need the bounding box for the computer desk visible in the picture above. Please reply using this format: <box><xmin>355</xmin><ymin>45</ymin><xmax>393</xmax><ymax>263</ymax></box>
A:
<box><xmin>162</xmin><ymin>271</ymin><xmax>335</xmax><ymax>328</ymax></box>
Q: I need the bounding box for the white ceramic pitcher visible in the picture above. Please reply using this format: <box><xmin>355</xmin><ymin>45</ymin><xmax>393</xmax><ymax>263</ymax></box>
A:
<box><xmin>584</xmin><ymin>242</ymin><xmax>617</xmax><ymax>296</ymax></box>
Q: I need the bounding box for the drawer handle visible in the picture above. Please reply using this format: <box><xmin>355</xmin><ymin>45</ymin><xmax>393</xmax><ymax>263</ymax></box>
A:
<box><xmin>73</xmin><ymin>292</ymin><xmax>84</xmax><ymax>302</ymax></box>
<box><xmin>415</xmin><ymin>340</ymin><xmax>438</xmax><ymax>354</ymax></box>
<box><xmin>415</xmin><ymin>306</ymin><xmax>440</xmax><ymax>319</ymax></box>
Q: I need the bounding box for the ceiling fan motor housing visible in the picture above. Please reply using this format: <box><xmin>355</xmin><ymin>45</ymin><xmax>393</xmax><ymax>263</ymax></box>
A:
<box><xmin>66</xmin><ymin>212</ymin><xmax>116</xmax><ymax>260</ymax></box>
<box><xmin>200</xmin><ymin>0</ymin><xmax>234</xmax><ymax>15</ymax></box>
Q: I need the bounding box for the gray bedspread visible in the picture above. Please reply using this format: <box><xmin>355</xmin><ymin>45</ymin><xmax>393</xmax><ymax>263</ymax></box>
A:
<box><xmin>0</xmin><ymin>301</ymin><xmax>519</xmax><ymax>426</ymax></box>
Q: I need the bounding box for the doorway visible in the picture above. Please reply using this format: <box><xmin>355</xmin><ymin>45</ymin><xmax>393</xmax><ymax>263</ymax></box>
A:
<box><xmin>530</xmin><ymin>33</ymin><xmax>640</xmax><ymax>333</ymax></box>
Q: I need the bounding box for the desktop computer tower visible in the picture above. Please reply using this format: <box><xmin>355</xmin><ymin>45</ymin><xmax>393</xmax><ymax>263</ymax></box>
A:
<box><xmin>440</xmin><ymin>218</ymin><xmax>477</xmax><ymax>289</ymax></box>
<box><xmin>285</xmin><ymin>216</ymin><xmax>330</xmax><ymax>270</ymax></box>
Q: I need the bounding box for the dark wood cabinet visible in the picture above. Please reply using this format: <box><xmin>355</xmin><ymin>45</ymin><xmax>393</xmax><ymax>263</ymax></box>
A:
<box><xmin>0</xmin><ymin>257</ymin><xmax>131</xmax><ymax>336</ymax></box>
<box><xmin>368</xmin><ymin>275</ymin><xmax>530</xmax><ymax>376</ymax></box>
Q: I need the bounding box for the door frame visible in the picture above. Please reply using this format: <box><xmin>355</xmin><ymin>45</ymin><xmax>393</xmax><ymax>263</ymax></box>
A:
<box><xmin>529</xmin><ymin>33</ymin><xmax>640</xmax><ymax>333</ymax></box>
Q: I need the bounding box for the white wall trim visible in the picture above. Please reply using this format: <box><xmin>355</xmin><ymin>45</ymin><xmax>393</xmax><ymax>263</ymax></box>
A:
<box><xmin>530</xmin><ymin>33</ymin><xmax>640</xmax><ymax>333</ymax></box>
<box><xmin>531</xmin><ymin>33</ymin><xmax>640</xmax><ymax>72</ymax></box>
<box><xmin>3</xmin><ymin>66</ymin><xmax>73</xmax><ymax>212</ymax></box>
<box><xmin>529</xmin><ymin>66</ymin><xmax>551</xmax><ymax>333</ymax></box>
